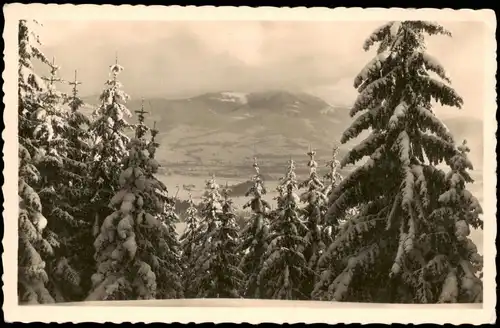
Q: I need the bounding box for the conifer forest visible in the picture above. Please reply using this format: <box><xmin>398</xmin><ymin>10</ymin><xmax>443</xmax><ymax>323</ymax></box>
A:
<box><xmin>17</xmin><ymin>19</ymin><xmax>484</xmax><ymax>304</ymax></box>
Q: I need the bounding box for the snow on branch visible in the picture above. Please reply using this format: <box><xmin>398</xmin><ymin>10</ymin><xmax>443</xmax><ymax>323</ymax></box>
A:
<box><xmin>412</xmin><ymin>52</ymin><xmax>451</xmax><ymax>84</ymax></box>
<box><xmin>396</xmin><ymin>130</ymin><xmax>411</xmax><ymax>166</ymax></box>
<box><xmin>406</xmin><ymin>21</ymin><xmax>452</xmax><ymax>37</ymax></box>
<box><xmin>363</xmin><ymin>22</ymin><xmax>395</xmax><ymax>51</ymax></box>
<box><xmin>329</xmin><ymin>243</ymin><xmax>382</xmax><ymax>301</ymax></box>
<box><xmin>388</xmin><ymin>101</ymin><xmax>409</xmax><ymax>130</ymax></box>
<box><xmin>414</xmin><ymin>106</ymin><xmax>454</xmax><ymax>143</ymax></box>
<box><xmin>354</xmin><ymin>51</ymin><xmax>392</xmax><ymax>90</ymax></box>
<box><xmin>341</xmin><ymin>132</ymin><xmax>386</xmax><ymax>168</ymax></box>
<box><xmin>419</xmin><ymin>132</ymin><xmax>457</xmax><ymax>166</ymax></box>
<box><xmin>350</xmin><ymin>72</ymin><xmax>396</xmax><ymax>117</ymax></box>
<box><xmin>418</xmin><ymin>75</ymin><xmax>464</xmax><ymax>108</ymax></box>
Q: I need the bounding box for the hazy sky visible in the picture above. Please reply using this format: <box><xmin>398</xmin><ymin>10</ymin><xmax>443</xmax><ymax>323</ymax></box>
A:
<box><xmin>38</xmin><ymin>20</ymin><xmax>488</xmax><ymax>120</ymax></box>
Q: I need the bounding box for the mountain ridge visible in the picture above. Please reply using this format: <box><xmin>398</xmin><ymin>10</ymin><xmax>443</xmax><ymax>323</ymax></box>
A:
<box><xmin>81</xmin><ymin>90</ymin><xmax>341</xmax><ymax>116</ymax></box>
<box><xmin>80</xmin><ymin>89</ymin><xmax>483</xmax><ymax>177</ymax></box>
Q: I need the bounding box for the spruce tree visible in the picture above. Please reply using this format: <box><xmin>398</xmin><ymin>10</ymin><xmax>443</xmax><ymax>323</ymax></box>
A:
<box><xmin>431</xmin><ymin>140</ymin><xmax>483</xmax><ymax>302</ymax></box>
<box><xmin>321</xmin><ymin>145</ymin><xmax>345</xmax><ymax>246</ymax></box>
<box><xmin>63</xmin><ymin>70</ymin><xmax>92</xmax><ymax>163</ymax></box>
<box><xmin>87</xmin><ymin>104</ymin><xmax>167</xmax><ymax>300</ymax></box>
<box><xmin>216</xmin><ymin>185</ymin><xmax>245</xmax><ymax>297</ymax></box>
<box><xmin>298</xmin><ymin>147</ymin><xmax>328</xmax><ymax>297</ymax></box>
<box><xmin>18</xmin><ymin>19</ymin><xmax>50</xmax><ymax>137</ymax></box>
<box><xmin>87</xmin><ymin>56</ymin><xmax>133</xmax><ymax>228</ymax></box>
<box><xmin>31</xmin><ymin>57</ymin><xmax>92</xmax><ymax>302</ymax></box>
<box><xmin>257</xmin><ymin>159</ymin><xmax>313</xmax><ymax>300</ymax></box>
<box><xmin>145</xmin><ymin>120</ymin><xmax>184</xmax><ymax>299</ymax></box>
<box><xmin>52</xmin><ymin>70</ymin><xmax>96</xmax><ymax>300</ymax></box>
<box><xmin>179</xmin><ymin>193</ymin><xmax>205</xmax><ymax>298</ymax></box>
<box><xmin>323</xmin><ymin>145</ymin><xmax>343</xmax><ymax>200</ymax></box>
<box><xmin>237</xmin><ymin>157</ymin><xmax>271</xmax><ymax>298</ymax></box>
<box><xmin>17</xmin><ymin>19</ymin><xmax>55</xmax><ymax>304</ymax></box>
<box><xmin>321</xmin><ymin>145</ymin><xmax>360</xmax><ymax>247</ymax></box>
<box><xmin>185</xmin><ymin>176</ymin><xmax>244</xmax><ymax>298</ymax></box>
<box><xmin>18</xmin><ymin>20</ymin><xmax>87</xmax><ymax>303</ymax></box>
<box><xmin>313</xmin><ymin>21</ymin><xmax>483</xmax><ymax>303</ymax></box>
<box><xmin>183</xmin><ymin>175</ymin><xmax>222</xmax><ymax>297</ymax></box>
<box><xmin>18</xmin><ymin>146</ymin><xmax>56</xmax><ymax>304</ymax></box>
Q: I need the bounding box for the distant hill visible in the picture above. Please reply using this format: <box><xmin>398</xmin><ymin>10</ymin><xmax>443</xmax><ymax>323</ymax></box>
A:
<box><xmin>80</xmin><ymin>90</ymin><xmax>352</xmax><ymax>176</ymax></box>
<box><xmin>80</xmin><ymin>90</ymin><xmax>483</xmax><ymax>177</ymax></box>
<box><xmin>186</xmin><ymin>90</ymin><xmax>339</xmax><ymax>116</ymax></box>
<box><xmin>82</xmin><ymin>90</ymin><xmax>349</xmax><ymax>127</ymax></box>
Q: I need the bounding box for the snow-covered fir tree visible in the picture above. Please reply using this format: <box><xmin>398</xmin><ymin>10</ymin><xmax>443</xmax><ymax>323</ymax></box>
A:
<box><xmin>313</xmin><ymin>21</ymin><xmax>483</xmax><ymax>303</ymax></box>
<box><xmin>87</xmin><ymin>56</ymin><xmax>133</xmax><ymax>228</ymax></box>
<box><xmin>215</xmin><ymin>185</ymin><xmax>245</xmax><ymax>297</ymax></box>
<box><xmin>144</xmin><ymin>120</ymin><xmax>184</xmax><ymax>299</ymax></box>
<box><xmin>428</xmin><ymin>140</ymin><xmax>483</xmax><ymax>302</ymax></box>
<box><xmin>17</xmin><ymin>19</ymin><xmax>55</xmax><ymax>304</ymax></box>
<box><xmin>154</xmin><ymin>194</ymin><xmax>184</xmax><ymax>299</ymax></box>
<box><xmin>87</xmin><ymin>107</ymin><xmax>172</xmax><ymax>300</ymax></box>
<box><xmin>83</xmin><ymin>60</ymin><xmax>133</xmax><ymax>299</ymax></box>
<box><xmin>18</xmin><ymin>20</ymin><xmax>88</xmax><ymax>303</ymax></box>
<box><xmin>237</xmin><ymin>157</ymin><xmax>271</xmax><ymax>298</ymax></box>
<box><xmin>32</xmin><ymin>57</ymin><xmax>91</xmax><ymax>302</ymax></box>
<box><xmin>323</xmin><ymin>145</ymin><xmax>343</xmax><ymax>199</ymax></box>
<box><xmin>257</xmin><ymin>159</ymin><xmax>313</xmax><ymax>300</ymax></box>
<box><xmin>51</xmin><ymin>70</ymin><xmax>97</xmax><ymax>299</ymax></box>
<box><xmin>297</xmin><ymin>147</ymin><xmax>328</xmax><ymax>297</ymax></box>
<box><xmin>321</xmin><ymin>145</ymin><xmax>360</xmax><ymax>247</ymax></box>
<box><xmin>185</xmin><ymin>176</ymin><xmax>244</xmax><ymax>298</ymax></box>
<box><xmin>320</xmin><ymin>145</ymin><xmax>345</xmax><ymax>247</ymax></box>
<box><xmin>18</xmin><ymin>19</ymin><xmax>50</xmax><ymax>141</ymax></box>
<box><xmin>18</xmin><ymin>145</ymin><xmax>56</xmax><ymax>304</ymax></box>
<box><xmin>179</xmin><ymin>193</ymin><xmax>206</xmax><ymax>297</ymax></box>
<box><xmin>179</xmin><ymin>193</ymin><xmax>203</xmax><ymax>260</ymax></box>
<box><xmin>63</xmin><ymin>70</ymin><xmax>91</xmax><ymax>163</ymax></box>
<box><xmin>183</xmin><ymin>175</ymin><xmax>221</xmax><ymax>298</ymax></box>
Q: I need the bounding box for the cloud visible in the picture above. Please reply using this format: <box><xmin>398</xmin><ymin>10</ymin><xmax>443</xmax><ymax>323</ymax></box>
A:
<box><xmin>306</xmin><ymin>21</ymin><xmax>488</xmax><ymax>121</ymax></box>
<box><xmin>39</xmin><ymin>20</ymin><xmax>488</xmax><ymax>121</ymax></box>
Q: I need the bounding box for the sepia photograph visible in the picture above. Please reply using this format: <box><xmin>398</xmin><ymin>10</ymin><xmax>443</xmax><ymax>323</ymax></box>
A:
<box><xmin>2</xmin><ymin>4</ymin><xmax>497</xmax><ymax>325</ymax></box>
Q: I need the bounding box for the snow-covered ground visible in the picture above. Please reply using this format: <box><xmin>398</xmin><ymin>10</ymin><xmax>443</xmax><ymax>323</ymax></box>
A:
<box><xmin>61</xmin><ymin>298</ymin><xmax>482</xmax><ymax>308</ymax></box>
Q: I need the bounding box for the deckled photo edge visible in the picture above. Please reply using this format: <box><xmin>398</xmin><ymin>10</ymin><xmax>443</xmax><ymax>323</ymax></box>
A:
<box><xmin>2</xmin><ymin>4</ymin><xmax>497</xmax><ymax>325</ymax></box>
